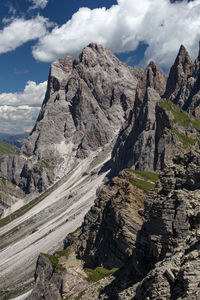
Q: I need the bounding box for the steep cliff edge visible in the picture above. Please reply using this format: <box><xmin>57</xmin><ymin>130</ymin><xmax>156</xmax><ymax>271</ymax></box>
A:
<box><xmin>111</xmin><ymin>92</ymin><xmax>200</xmax><ymax>176</ymax></box>
<box><xmin>0</xmin><ymin>43</ymin><xmax>138</xmax><ymax>215</ymax></box>
<box><xmin>113</xmin><ymin>149</ymin><xmax>200</xmax><ymax>300</ymax></box>
<box><xmin>29</xmin><ymin>169</ymin><xmax>158</xmax><ymax>300</ymax></box>
<box><xmin>30</xmin><ymin>149</ymin><xmax>200</xmax><ymax>300</ymax></box>
<box><xmin>1</xmin><ymin>43</ymin><xmax>200</xmax><ymax>215</ymax></box>
<box><xmin>165</xmin><ymin>43</ymin><xmax>200</xmax><ymax>118</ymax></box>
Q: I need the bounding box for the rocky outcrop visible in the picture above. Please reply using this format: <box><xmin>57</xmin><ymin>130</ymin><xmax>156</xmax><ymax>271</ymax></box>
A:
<box><xmin>30</xmin><ymin>254</ymin><xmax>63</xmax><ymax>300</ymax></box>
<box><xmin>111</xmin><ymin>92</ymin><xmax>200</xmax><ymax>176</ymax></box>
<box><xmin>76</xmin><ymin>169</ymin><xmax>147</xmax><ymax>269</ymax></box>
<box><xmin>164</xmin><ymin>43</ymin><xmax>200</xmax><ymax>118</ymax></box>
<box><xmin>0</xmin><ymin>177</ymin><xmax>24</xmax><ymax>217</ymax></box>
<box><xmin>22</xmin><ymin>43</ymin><xmax>138</xmax><ymax>164</ymax></box>
<box><xmin>0</xmin><ymin>43</ymin><xmax>138</xmax><ymax>200</ymax></box>
<box><xmin>164</xmin><ymin>45</ymin><xmax>194</xmax><ymax>102</ymax></box>
<box><xmin>0</xmin><ymin>155</ymin><xmax>54</xmax><ymax>194</ymax></box>
<box><xmin>105</xmin><ymin>150</ymin><xmax>200</xmax><ymax>299</ymax></box>
<box><xmin>29</xmin><ymin>149</ymin><xmax>200</xmax><ymax>300</ymax></box>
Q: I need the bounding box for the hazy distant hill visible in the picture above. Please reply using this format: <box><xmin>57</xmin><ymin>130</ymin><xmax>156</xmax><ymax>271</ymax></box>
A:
<box><xmin>0</xmin><ymin>132</ymin><xmax>28</xmax><ymax>148</ymax></box>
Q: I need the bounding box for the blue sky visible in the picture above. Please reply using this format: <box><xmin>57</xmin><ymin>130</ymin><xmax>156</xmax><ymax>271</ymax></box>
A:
<box><xmin>0</xmin><ymin>0</ymin><xmax>200</xmax><ymax>134</ymax></box>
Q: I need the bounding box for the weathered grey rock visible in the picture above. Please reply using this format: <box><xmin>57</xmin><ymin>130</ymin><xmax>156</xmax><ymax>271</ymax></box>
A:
<box><xmin>106</xmin><ymin>150</ymin><xmax>200</xmax><ymax>300</ymax></box>
<box><xmin>76</xmin><ymin>169</ymin><xmax>146</xmax><ymax>269</ymax></box>
<box><xmin>0</xmin><ymin>154</ymin><xmax>54</xmax><ymax>194</ymax></box>
<box><xmin>29</xmin><ymin>151</ymin><xmax>200</xmax><ymax>300</ymax></box>
<box><xmin>111</xmin><ymin>96</ymin><xmax>199</xmax><ymax>176</ymax></box>
<box><xmin>0</xmin><ymin>177</ymin><xmax>24</xmax><ymax>215</ymax></box>
<box><xmin>0</xmin><ymin>43</ymin><xmax>138</xmax><ymax>201</ymax></box>
<box><xmin>164</xmin><ymin>43</ymin><xmax>200</xmax><ymax>119</ymax></box>
<box><xmin>22</xmin><ymin>43</ymin><xmax>138</xmax><ymax>163</ymax></box>
<box><xmin>164</xmin><ymin>45</ymin><xmax>194</xmax><ymax>102</ymax></box>
<box><xmin>29</xmin><ymin>254</ymin><xmax>63</xmax><ymax>300</ymax></box>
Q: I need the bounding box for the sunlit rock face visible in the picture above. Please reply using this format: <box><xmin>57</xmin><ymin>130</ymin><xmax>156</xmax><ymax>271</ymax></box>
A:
<box><xmin>0</xmin><ymin>43</ymin><xmax>139</xmax><ymax>196</ymax></box>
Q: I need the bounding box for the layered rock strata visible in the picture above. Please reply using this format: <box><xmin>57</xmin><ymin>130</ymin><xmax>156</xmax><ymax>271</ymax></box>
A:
<box><xmin>165</xmin><ymin>43</ymin><xmax>200</xmax><ymax>118</ymax></box>
<box><xmin>30</xmin><ymin>149</ymin><xmax>200</xmax><ymax>300</ymax></box>
<box><xmin>0</xmin><ymin>43</ymin><xmax>138</xmax><ymax>197</ymax></box>
<box><xmin>107</xmin><ymin>150</ymin><xmax>200</xmax><ymax>299</ymax></box>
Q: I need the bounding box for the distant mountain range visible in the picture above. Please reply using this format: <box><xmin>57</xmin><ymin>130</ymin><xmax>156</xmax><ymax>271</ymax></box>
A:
<box><xmin>0</xmin><ymin>132</ymin><xmax>28</xmax><ymax>148</ymax></box>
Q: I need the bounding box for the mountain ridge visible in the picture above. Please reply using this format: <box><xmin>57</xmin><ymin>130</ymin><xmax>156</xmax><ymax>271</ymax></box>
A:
<box><xmin>0</xmin><ymin>42</ymin><xmax>200</xmax><ymax>299</ymax></box>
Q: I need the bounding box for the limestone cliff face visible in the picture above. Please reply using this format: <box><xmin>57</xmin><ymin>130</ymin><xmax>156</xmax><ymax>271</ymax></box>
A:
<box><xmin>165</xmin><ymin>44</ymin><xmax>200</xmax><ymax>118</ymax></box>
<box><xmin>0</xmin><ymin>43</ymin><xmax>138</xmax><ymax>196</ymax></box>
<box><xmin>23</xmin><ymin>43</ymin><xmax>138</xmax><ymax>163</ymax></box>
<box><xmin>110</xmin><ymin>91</ymin><xmax>200</xmax><ymax>176</ymax></box>
<box><xmin>30</xmin><ymin>149</ymin><xmax>200</xmax><ymax>300</ymax></box>
<box><xmin>76</xmin><ymin>169</ymin><xmax>147</xmax><ymax>269</ymax></box>
<box><xmin>114</xmin><ymin>150</ymin><xmax>200</xmax><ymax>300</ymax></box>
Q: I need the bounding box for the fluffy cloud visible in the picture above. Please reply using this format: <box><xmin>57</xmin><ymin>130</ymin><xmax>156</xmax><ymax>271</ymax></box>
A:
<box><xmin>32</xmin><ymin>0</ymin><xmax>200</xmax><ymax>68</ymax></box>
<box><xmin>0</xmin><ymin>81</ymin><xmax>47</xmax><ymax>107</ymax></box>
<box><xmin>29</xmin><ymin>0</ymin><xmax>48</xmax><ymax>10</ymax></box>
<box><xmin>0</xmin><ymin>81</ymin><xmax>47</xmax><ymax>134</ymax></box>
<box><xmin>0</xmin><ymin>15</ymin><xmax>52</xmax><ymax>54</ymax></box>
<box><xmin>0</xmin><ymin>105</ymin><xmax>41</xmax><ymax>134</ymax></box>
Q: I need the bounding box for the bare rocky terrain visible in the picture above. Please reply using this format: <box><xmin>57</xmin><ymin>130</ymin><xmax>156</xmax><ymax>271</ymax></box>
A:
<box><xmin>0</xmin><ymin>42</ymin><xmax>200</xmax><ymax>299</ymax></box>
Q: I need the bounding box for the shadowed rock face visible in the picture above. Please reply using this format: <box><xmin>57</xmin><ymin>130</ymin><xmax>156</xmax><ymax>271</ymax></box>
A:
<box><xmin>30</xmin><ymin>255</ymin><xmax>63</xmax><ymax>300</ymax></box>
<box><xmin>0</xmin><ymin>43</ymin><xmax>138</xmax><ymax>195</ymax></box>
<box><xmin>22</xmin><ymin>43</ymin><xmax>138</xmax><ymax>162</ymax></box>
<box><xmin>164</xmin><ymin>43</ymin><xmax>200</xmax><ymax>118</ymax></box>
<box><xmin>29</xmin><ymin>151</ymin><xmax>200</xmax><ymax>300</ymax></box>
<box><xmin>110</xmin><ymin>92</ymin><xmax>200</xmax><ymax>176</ymax></box>
<box><xmin>113</xmin><ymin>150</ymin><xmax>200</xmax><ymax>300</ymax></box>
<box><xmin>76</xmin><ymin>169</ymin><xmax>146</xmax><ymax>269</ymax></box>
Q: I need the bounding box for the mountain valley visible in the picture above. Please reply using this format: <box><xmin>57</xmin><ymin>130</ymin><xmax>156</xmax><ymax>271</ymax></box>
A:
<box><xmin>0</xmin><ymin>42</ymin><xmax>200</xmax><ymax>299</ymax></box>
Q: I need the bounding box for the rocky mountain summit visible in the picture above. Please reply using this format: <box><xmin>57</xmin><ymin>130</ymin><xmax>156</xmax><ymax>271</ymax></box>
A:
<box><xmin>1</xmin><ymin>42</ymin><xmax>200</xmax><ymax>299</ymax></box>
<box><xmin>165</xmin><ymin>43</ymin><xmax>200</xmax><ymax>118</ymax></box>
<box><xmin>30</xmin><ymin>149</ymin><xmax>200</xmax><ymax>300</ymax></box>
<box><xmin>0</xmin><ymin>43</ymin><xmax>200</xmax><ymax>213</ymax></box>
<box><xmin>0</xmin><ymin>43</ymin><xmax>139</xmax><ymax>204</ymax></box>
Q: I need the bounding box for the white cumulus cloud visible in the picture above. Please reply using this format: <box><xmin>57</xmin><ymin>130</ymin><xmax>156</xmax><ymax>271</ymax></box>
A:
<box><xmin>0</xmin><ymin>105</ymin><xmax>41</xmax><ymax>134</ymax></box>
<box><xmin>0</xmin><ymin>15</ymin><xmax>52</xmax><ymax>54</ymax></box>
<box><xmin>0</xmin><ymin>81</ymin><xmax>47</xmax><ymax>107</ymax></box>
<box><xmin>29</xmin><ymin>0</ymin><xmax>48</xmax><ymax>10</ymax></box>
<box><xmin>32</xmin><ymin>0</ymin><xmax>200</xmax><ymax>68</ymax></box>
<box><xmin>0</xmin><ymin>81</ymin><xmax>47</xmax><ymax>134</ymax></box>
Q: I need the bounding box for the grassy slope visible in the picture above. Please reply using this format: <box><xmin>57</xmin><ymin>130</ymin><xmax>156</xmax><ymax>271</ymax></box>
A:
<box><xmin>125</xmin><ymin>169</ymin><xmax>159</xmax><ymax>193</ymax></box>
<box><xmin>0</xmin><ymin>142</ymin><xmax>20</xmax><ymax>163</ymax></box>
<box><xmin>158</xmin><ymin>99</ymin><xmax>200</xmax><ymax>147</ymax></box>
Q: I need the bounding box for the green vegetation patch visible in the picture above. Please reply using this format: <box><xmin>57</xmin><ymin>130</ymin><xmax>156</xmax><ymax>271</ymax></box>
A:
<box><xmin>125</xmin><ymin>169</ymin><xmax>158</xmax><ymax>193</ymax></box>
<box><xmin>68</xmin><ymin>227</ymin><xmax>80</xmax><ymax>238</ymax></box>
<box><xmin>130</xmin><ymin>177</ymin><xmax>155</xmax><ymax>193</ymax></box>
<box><xmin>158</xmin><ymin>99</ymin><xmax>200</xmax><ymax>130</ymax></box>
<box><xmin>41</xmin><ymin>253</ymin><xmax>65</xmax><ymax>272</ymax></box>
<box><xmin>127</xmin><ymin>169</ymin><xmax>159</xmax><ymax>183</ymax></box>
<box><xmin>35</xmin><ymin>160</ymin><xmax>54</xmax><ymax>170</ymax></box>
<box><xmin>171</xmin><ymin>129</ymin><xmax>196</xmax><ymax>148</ymax></box>
<box><xmin>0</xmin><ymin>142</ymin><xmax>19</xmax><ymax>163</ymax></box>
<box><xmin>0</xmin><ymin>177</ymin><xmax>7</xmax><ymax>186</ymax></box>
<box><xmin>75</xmin><ymin>290</ymin><xmax>86</xmax><ymax>300</ymax></box>
<box><xmin>55</xmin><ymin>248</ymin><xmax>71</xmax><ymax>257</ymax></box>
<box><xmin>84</xmin><ymin>267</ymin><xmax>118</xmax><ymax>283</ymax></box>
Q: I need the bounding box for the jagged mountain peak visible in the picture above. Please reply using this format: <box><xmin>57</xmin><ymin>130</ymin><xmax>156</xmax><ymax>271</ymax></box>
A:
<box><xmin>50</xmin><ymin>56</ymin><xmax>73</xmax><ymax>80</ymax></box>
<box><xmin>164</xmin><ymin>43</ymin><xmax>200</xmax><ymax>118</ymax></box>
<box><xmin>145</xmin><ymin>60</ymin><xmax>167</xmax><ymax>96</ymax></box>
<box><xmin>164</xmin><ymin>44</ymin><xmax>194</xmax><ymax>101</ymax></box>
<box><xmin>2</xmin><ymin>43</ymin><xmax>139</xmax><ymax>195</ymax></box>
